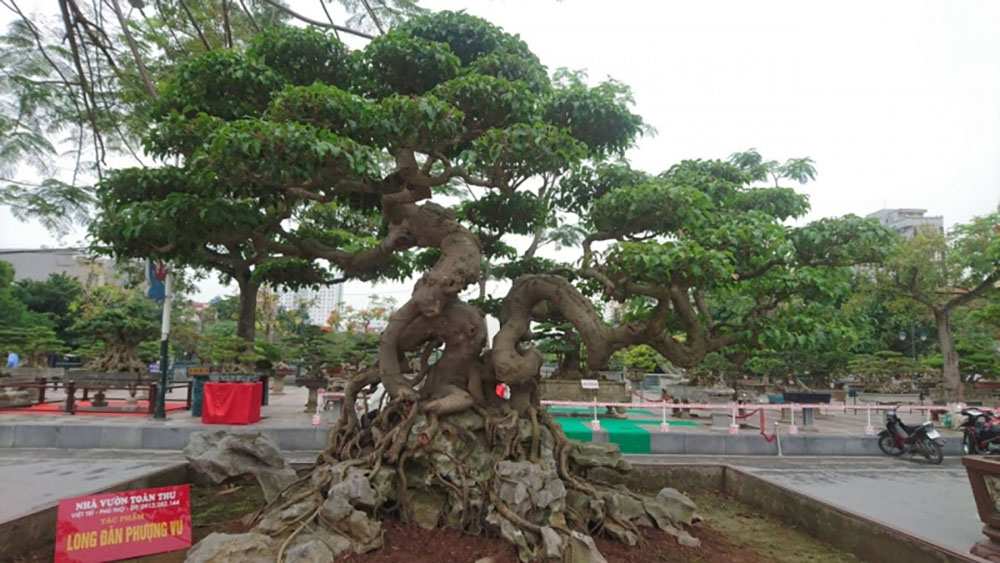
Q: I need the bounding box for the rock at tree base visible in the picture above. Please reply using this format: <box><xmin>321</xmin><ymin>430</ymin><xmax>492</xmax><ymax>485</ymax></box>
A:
<box><xmin>410</xmin><ymin>488</ymin><xmax>447</xmax><ymax>529</ymax></box>
<box><xmin>655</xmin><ymin>487</ymin><xmax>699</xmax><ymax>525</ymax></box>
<box><xmin>183</xmin><ymin>431</ymin><xmax>298</xmax><ymax>502</ymax></box>
<box><xmin>313</xmin><ymin>462</ymin><xmax>384</xmax><ymax>553</ymax></box>
<box><xmin>283</xmin><ymin>538</ymin><xmax>333</xmax><ymax>563</ymax></box>
<box><xmin>193</xmin><ymin>410</ymin><xmax>700</xmax><ymax>562</ymax></box>
<box><xmin>569</xmin><ymin>442</ymin><xmax>630</xmax><ymax>473</ymax></box>
<box><xmin>185</xmin><ymin>532</ymin><xmax>274</xmax><ymax>563</ymax></box>
<box><xmin>564</xmin><ymin>531</ymin><xmax>608</xmax><ymax>563</ymax></box>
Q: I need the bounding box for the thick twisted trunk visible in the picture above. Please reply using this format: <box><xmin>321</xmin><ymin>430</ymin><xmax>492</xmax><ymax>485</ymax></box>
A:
<box><xmin>492</xmin><ymin>275</ymin><xmax>643</xmax><ymax>386</ymax></box>
<box><xmin>212</xmin><ymin>192</ymin><xmax>700</xmax><ymax>563</ymax></box>
<box><xmin>236</xmin><ymin>277</ymin><xmax>259</xmax><ymax>342</ymax></box>
<box><xmin>934</xmin><ymin>307</ymin><xmax>963</xmax><ymax>402</ymax></box>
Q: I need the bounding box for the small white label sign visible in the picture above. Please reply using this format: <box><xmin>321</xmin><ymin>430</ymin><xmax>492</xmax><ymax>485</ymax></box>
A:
<box><xmin>580</xmin><ymin>379</ymin><xmax>600</xmax><ymax>390</ymax></box>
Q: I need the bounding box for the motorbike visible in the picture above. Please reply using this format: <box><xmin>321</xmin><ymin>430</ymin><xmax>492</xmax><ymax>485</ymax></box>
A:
<box><xmin>877</xmin><ymin>409</ymin><xmax>944</xmax><ymax>464</ymax></box>
<box><xmin>960</xmin><ymin>408</ymin><xmax>1000</xmax><ymax>455</ymax></box>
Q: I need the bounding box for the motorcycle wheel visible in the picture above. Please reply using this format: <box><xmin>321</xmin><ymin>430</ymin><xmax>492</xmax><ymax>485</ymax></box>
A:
<box><xmin>878</xmin><ymin>431</ymin><xmax>904</xmax><ymax>456</ymax></box>
<box><xmin>964</xmin><ymin>433</ymin><xmax>978</xmax><ymax>455</ymax></box>
<box><xmin>923</xmin><ymin>439</ymin><xmax>944</xmax><ymax>465</ymax></box>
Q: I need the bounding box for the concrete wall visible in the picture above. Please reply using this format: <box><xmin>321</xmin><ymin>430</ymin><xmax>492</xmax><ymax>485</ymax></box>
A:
<box><xmin>724</xmin><ymin>467</ymin><xmax>974</xmax><ymax>563</ymax></box>
<box><xmin>0</xmin><ymin>424</ymin><xmax>330</xmax><ymax>450</ymax></box>
<box><xmin>0</xmin><ymin>424</ymin><xmax>965</xmax><ymax>456</ymax></box>
<box><xmin>0</xmin><ymin>459</ymin><xmax>976</xmax><ymax>562</ymax></box>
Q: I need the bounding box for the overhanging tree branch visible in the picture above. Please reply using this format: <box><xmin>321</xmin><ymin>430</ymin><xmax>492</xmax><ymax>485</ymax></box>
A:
<box><xmin>259</xmin><ymin>0</ymin><xmax>374</xmax><ymax>39</ymax></box>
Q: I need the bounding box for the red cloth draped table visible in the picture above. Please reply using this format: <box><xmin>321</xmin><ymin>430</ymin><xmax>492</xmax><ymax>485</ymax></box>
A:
<box><xmin>202</xmin><ymin>382</ymin><xmax>262</xmax><ymax>424</ymax></box>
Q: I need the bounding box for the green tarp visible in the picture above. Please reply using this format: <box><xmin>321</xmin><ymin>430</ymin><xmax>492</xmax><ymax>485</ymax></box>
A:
<box><xmin>554</xmin><ymin>417</ymin><xmax>654</xmax><ymax>454</ymax></box>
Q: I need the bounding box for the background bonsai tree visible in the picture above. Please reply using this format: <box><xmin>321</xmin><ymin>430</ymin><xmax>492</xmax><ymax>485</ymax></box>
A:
<box><xmin>70</xmin><ymin>286</ymin><xmax>159</xmax><ymax>373</ymax></box>
<box><xmin>196</xmin><ymin>327</ymin><xmax>263</xmax><ymax>373</ymax></box>
<box><xmin>0</xmin><ymin>325</ymin><xmax>65</xmax><ymax>368</ymax></box>
<box><xmin>88</xmin><ymin>11</ymin><xmax>892</xmax><ymax>561</ymax></box>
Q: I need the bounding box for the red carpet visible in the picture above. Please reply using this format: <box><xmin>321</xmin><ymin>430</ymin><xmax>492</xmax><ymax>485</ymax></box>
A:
<box><xmin>0</xmin><ymin>400</ymin><xmax>187</xmax><ymax>416</ymax></box>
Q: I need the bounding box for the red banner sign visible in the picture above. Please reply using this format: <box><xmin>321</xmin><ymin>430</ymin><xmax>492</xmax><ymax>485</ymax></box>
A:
<box><xmin>55</xmin><ymin>484</ymin><xmax>192</xmax><ymax>563</ymax></box>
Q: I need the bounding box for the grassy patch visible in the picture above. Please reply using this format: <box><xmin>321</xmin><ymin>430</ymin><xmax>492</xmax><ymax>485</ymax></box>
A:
<box><xmin>691</xmin><ymin>491</ymin><xmax>859</xmax><ymax>563</ymax></box>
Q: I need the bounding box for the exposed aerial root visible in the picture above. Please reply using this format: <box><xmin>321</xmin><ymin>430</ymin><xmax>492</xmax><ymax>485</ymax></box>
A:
<box><xmin>241</xmin><ymin>395</ymin><xmax>700</xmax><ymax>563</ymax></box>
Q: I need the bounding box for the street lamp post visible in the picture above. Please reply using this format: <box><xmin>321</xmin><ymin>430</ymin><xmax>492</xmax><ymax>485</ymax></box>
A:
<box><xmin>154</xmin><ymin>271</ymin><xmax>172</xmax><ymax>420</ymax></box>
<box><xmin>899</xmin><ymin>323</ymin><xmax>928</xmax><ymax>362</ymax></box>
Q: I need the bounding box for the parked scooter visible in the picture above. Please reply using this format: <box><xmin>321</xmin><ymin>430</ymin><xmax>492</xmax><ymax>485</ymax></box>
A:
<box><xmin>960</xmin><ymin>408</ymin><xmax>1000</xmax><ymax>455</ymax></box>
<box><xmin>877</xmin><ymin>409</ymin><xmax>944</xmax><ymax>464</ymax></box>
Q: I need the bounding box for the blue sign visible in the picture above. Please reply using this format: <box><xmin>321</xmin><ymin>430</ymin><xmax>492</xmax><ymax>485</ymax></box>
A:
<box><xmin>147</xmin><ymin>260</ymin><xmax>166</xmax><ymax>302</ymax></box>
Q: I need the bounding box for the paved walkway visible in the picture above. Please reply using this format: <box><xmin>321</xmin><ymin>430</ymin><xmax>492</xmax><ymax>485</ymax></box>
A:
<box><xmin>0</xmin><ymin>385</ymin><xmax>331</xmax><ymax>428</ymax></box>
<box><xmin>0</xmin><ymin>385</ymin><xmax>958</xmax><ymax>436</ymax></box>
<box><xmin>2</xmin><ymin>447</ymin><xmax>982</xmax><ymax>558</ymax></box>
<box><xmin>630</xmin><ymin>455</ymin><xmax>983</xmax><ymax>555</ymax></box>
<box><xmin>0</xmin><ymin>449</ymin><xmax>184</xmax><ymax>522</ymax></box>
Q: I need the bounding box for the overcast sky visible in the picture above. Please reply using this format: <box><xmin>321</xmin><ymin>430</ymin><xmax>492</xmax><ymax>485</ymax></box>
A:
<box><xmin>2</xmin><ymin>0</ymin><xmax>999</xmax><ymax>306</ymax></box>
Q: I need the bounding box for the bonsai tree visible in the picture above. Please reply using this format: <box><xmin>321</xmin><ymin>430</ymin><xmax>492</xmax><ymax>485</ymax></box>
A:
<box><xmin>91</xmin><ymin>12</ymin><xmax>892</xmax><ymax>561</ymax></box>
<box><xmin>0</xmin><ymin>325</ymin><xmax>65</xmax><ymax>368</ymax></box>
<box><xmin>197</xmin><ymin>328</ymin><xmax>262</xmax><ymax>373</ymax></box>
<box><xmin>70</xmin><ymin>286</ymin><xmax>159</xmax><ymax>374</ymax></box>
<box><xmin>848</xmin><ymin>351</ymin><xmax>931</xmax><ymax>393</ymax></box>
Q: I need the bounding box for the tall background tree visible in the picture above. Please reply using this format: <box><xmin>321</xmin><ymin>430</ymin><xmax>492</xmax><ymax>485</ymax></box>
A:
<box><xmin>879</xmin><ymin>213</ymin><xmax>1000</xmax><ymax>400</ymax></box>
<box><xmin>83</xmin><ymin>12</ymin><xmax>902</xmax><ymax>560</ymax></box>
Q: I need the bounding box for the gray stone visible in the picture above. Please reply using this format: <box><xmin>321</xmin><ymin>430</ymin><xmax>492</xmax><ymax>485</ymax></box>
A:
<box><xmin>654</xmin><ymin>488</ymin><xmax>697</xmax><ymax>526</ymax></box>
<box><xmin>568</xmin><ymin>442</ymin><xmax>629</xmax><ymax>471</ymax></box>
<box><xmin>563</xmin><ymin>530</ymin><xmax>607</xmax><ymax>563</ymax></box>
<box><xmin>185</xmin><ymin>532</ymin><xmax>274</xmax><ymax>563</ymax></box>
<box><xmin>540</xmin><ymin>526</ymin><xmax>563</xmax><ymax>559</ymax></box>
<box><xmin>185</xmin><ymin>431</ymin><xmax>290</xmax><ymax>483</ymax></box>
<box><xmin>677</xmin><ymin>530</ymin><xmax>701</xmax><ymax>548</ymax></box>
<box><xmin>603</xmin><ymin>518</ymin><xmax>638</xmax><ymax>546</ymax></box>
<box><xmin>320</xmin><ymin>491</ymin><xmax>353</xmax><ymax>522</ymax></box>
<box><xmin>369</xmin><ymin>466</ymin><xmax>397</xmax><ymax>502</ymax></box>
<box><xmin>606</xmin><ymin>490</ymin><xmax>645</xmax><ymax>523</ymax></box>
<box><xmin>329</xmin><ymin>469</ymin><xmax>379</xmax><ymax>509</ymax></box>
<box><xmin>257</xmin><ymin>499</ymin><xmax>313</xmax><ymax>535</ymax></box>
<box><xmin>496</xmin><ymin>460</ymin><xmax>566</xmax><ymax>515</ymax></box>
<box><xmin>255</xmin><ymin>466</ymin><xmax>298</xmax><ymax>503</ymax></box>
<box><xmin>489</xmin><ymin>513</ymin><xmax>532</xmax><ymax>561</ymax></box>
<box><xmin>310</xmin><ymin>531</ymin><xmax>353</xmax><ymax>557</ymax></box>
<box><xmin>410</xmin><ymin>489</ymin><xmax>446</xmax><ymax>530</ymax></box>
<box><xmin>565</xmin><ymin>489</ymin><xmax>604</xmax><ymax>524</ymax></box>
<box><xmin>343</xmin><ymin>509</ymin><xmax>382</xmax><ymax>552</ymax></box>
<box><xmin>185</xmin><ymin>431</ymin><xmax>299</xmax><ymax>503</ymax></box>
<box><xmin>284</xmin><ymin>538</ymin><xmax>334</xmax><ymax>563</ymax></box>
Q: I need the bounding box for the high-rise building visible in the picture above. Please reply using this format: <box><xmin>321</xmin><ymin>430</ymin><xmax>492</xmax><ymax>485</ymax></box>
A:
<box><xmin>277</xmin><ymin>284</ymin><xmax>344</xmax><ymax>326</ymax></box>
<box><xmin>0</xmin><ymin>248</ymin><xmax>125</xmax><ymax>286</ymax></box>
<box><xmin>866</xmin><ymin>209</ymin><xmax>944</xmax><ymax>239</ymax></box>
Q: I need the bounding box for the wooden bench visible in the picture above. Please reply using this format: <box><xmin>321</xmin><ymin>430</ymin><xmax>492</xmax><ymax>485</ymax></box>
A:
<box><xmin>0</xmin><ymin>374</ymin><xmax>59</xmax><ymax>408</ymax></box>
<box><xmin>64</xmin><ymin>370</ymin><xmax>191</xmax><ymax>415</ymax></box>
